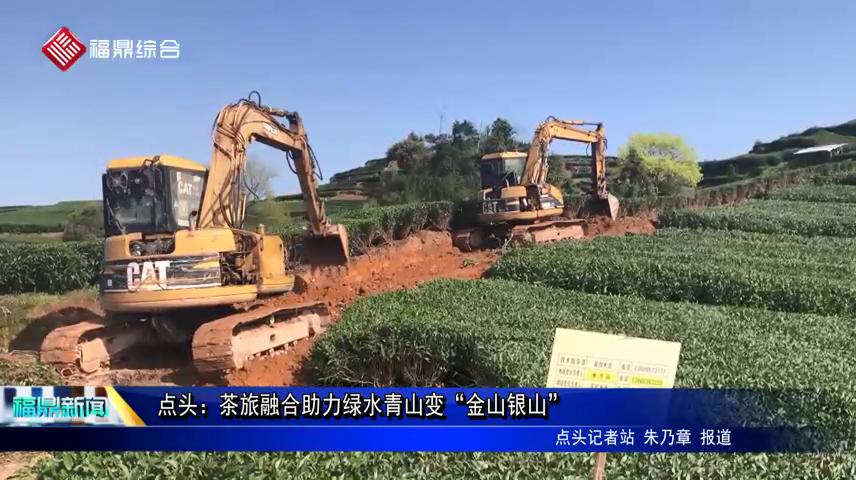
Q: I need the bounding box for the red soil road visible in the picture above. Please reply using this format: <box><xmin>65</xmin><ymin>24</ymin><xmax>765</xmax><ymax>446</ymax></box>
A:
<box><xmin>225</xmin><ymin>217</ymin><xmax>654</xmax><ymax>387</ymax></box>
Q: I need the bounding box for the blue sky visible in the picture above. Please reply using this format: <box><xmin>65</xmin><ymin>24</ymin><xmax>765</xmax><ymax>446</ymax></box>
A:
<box><xmin>2</xmin><ymin>0</ymin><xmax>854</xmax><ymax>205</ymax></box>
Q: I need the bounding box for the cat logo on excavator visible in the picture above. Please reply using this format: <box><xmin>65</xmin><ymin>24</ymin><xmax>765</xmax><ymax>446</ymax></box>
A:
<box><xmin>126</xmin><ymin>260</ymin><xmax>170</xmax><ymax>291</ymax></box>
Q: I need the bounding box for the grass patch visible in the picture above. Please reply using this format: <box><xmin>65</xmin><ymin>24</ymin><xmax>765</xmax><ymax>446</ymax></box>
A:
<box><xmin>0</xmin><ymin>292</ymin><xmax>71</xmax><ymax>349</ymax></box>
<box><xmin>0</xmin><ymin>354</ymin><xmax>61</xmax><ymax>385</ymax></box>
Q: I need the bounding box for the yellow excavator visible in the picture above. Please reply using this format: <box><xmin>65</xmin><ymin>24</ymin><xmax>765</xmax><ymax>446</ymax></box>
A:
<box><xmin>453</xmin><ymin>117</ymin><xmax>619</xmax><ymax>251</ymax></box>
<box><xmin>40</xmin><ymin>92</ymin><xmax>350</xmax><ymax>376</ymax></box>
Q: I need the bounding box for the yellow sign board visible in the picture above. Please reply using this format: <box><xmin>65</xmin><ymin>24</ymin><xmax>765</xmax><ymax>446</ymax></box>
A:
<box><xmin>546</xmin><ymin>328</ymin><xmax>682</xmax><ymax>389</ymax></box>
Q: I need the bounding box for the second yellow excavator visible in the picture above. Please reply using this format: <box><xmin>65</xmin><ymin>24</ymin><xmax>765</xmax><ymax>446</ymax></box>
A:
<box><xmin>40</xmin><ymin>92</ymin><xmax>349</xmax><ymax>377</ymax></box>
<box><xmin>454</xmin><ymin>117</ymin><xmax>620</xmax><ymax>251</ymax></box>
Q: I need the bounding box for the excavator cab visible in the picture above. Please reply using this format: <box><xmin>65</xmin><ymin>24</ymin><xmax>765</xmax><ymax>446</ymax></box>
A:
<box><xmin>102</xmin><ymin>156</ymin><xmax>207</xmax><ymax>239</ymax></box>
<box><xmin>479</xmin><ymin>152</ymin><xmax>526</xmax><ymax>189</ymax></box>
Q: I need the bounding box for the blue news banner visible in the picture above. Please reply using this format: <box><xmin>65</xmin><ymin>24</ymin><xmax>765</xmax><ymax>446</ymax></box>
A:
<box><xmin>0</xmin><ymin>388</ymin><xmax>838</xmax><ymax>453</ymax></box>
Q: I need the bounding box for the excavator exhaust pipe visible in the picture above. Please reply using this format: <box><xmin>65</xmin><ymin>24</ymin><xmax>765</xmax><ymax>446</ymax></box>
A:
<box><xmin>302</xmin><ymin>223</ymin><xmax>350</xmax><ymax>267</ymax></box>
<box><xmin>578</xmin><ymin>193</ymin><xmax>620</xmax><ymax>221</ymax></box>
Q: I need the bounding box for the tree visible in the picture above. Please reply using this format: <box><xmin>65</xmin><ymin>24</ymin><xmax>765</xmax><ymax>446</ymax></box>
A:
<box><xmin>616</xmin><ymin>133</ymin><xmax>702</xmax><ymax>196</ymax></box>
<box><xmin>369</xmin><ymin>117</ymin><xmax>528</xmax><ymax>205</ymax></box>
<box><xmin>611</xmin><ymin>147</ymin><xmax>659</xmax><ymax>198</ymax></box>
<box><xmin>385</xmin><ymin>133</ymin><xmax>429</xmax><ymax>173</ymax></box>
<box><xmin>63</xmin><ymin>204</ymin><xmax>104</xmax><ymax>242</ymax></box>
<box><xmin>481</xmin><ymin>118</ymin><xmax>519</xmax><ymax>154</ymax></box>
<box><xmin>451</xmin><ymin>120</ymin><xmax>480</xmax><ymax>154</ymax></box>
<box><xmin>243</xmin><ymin>157</ymin><xmax>277</xmax><ymax>201</ymax></box>
<box><xmin>243</xmin><ymin>199</ymin><xmax>287</xmax><ymax>229</ymax></box>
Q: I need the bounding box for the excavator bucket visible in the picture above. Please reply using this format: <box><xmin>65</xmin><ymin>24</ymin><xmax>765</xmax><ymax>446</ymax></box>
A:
<box><xmin>579</xmin><ymin>193</ymin><xmax>620</xmax><ymax>221</ymax></box>
<box><xmin>302</xmin><ymin>223</ymin><xmax>350</xmax><ymax>267</ymax></box>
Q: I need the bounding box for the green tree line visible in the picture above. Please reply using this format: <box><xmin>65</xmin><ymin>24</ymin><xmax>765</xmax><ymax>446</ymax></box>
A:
<box><xmin>371</xmin><ymin>119</ymin><xmax>702</xmax><ymax>205</ymax></box>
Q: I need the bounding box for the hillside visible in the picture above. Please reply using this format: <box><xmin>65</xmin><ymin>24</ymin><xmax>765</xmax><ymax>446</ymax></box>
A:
<box><xmin>314</xmin><ymin>157</ymin><xmax>398</xmax><ymax>197</ymax></box>
<box><xmin>0</xmin><ymin>201</ymin><xmax>99</xmax><ymax>234</ymax></box>
<box><xmin>699</xmin><ymin>119</ymin><xmax>856</xmax><ymax>187</ymax></box>
<box><xmin>314</xmin><ymin>119</ymin><xmax>856</xmax><ymax>196</ymax></box>
<box><xmin>315</xmin><ymin>154</ymin><xmax>623</xmax><ymax>198</ymax></box>
<box><xmin>4</xmin><ymin>118</ymin><xmax>855</xmax><ymax>234</ymax></box>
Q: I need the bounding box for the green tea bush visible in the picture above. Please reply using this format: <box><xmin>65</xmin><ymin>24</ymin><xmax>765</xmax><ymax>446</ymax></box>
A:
<box><xmin>0</xmin><ymin>242</ymin><xmax>102</xmax><ymax>294</ymax></box>
<box><xmin>0</xmin><ymin>223</ymin><xmax>65</xmax><ymax>234</ymax></box>
<box><xmin>660</xmin><ymin>200</ymin><xmax>856</xmax><ymax>238</ymax></box>
<box><xmin>299</xmin><ymin>278</ymin><xmax>856</xmax><ymax>477</ymax></box>
<box><xmin>28</xmin><ymin>451</ymin><xmax>856</xmax><ymax>480</ymax></box>
<box><xmin>485</xmin><ymin>229</ymin><xmax>856</xmax><ymax>316</ymax></box>
<box><xmin>762</xmin><ymin>185</ymin><xmax>856</xmax><ymax>203</ymax></box>
<box><xmin>309</xmin><ymin>278</ymin><xmax>856</xmax><ymax>392</ymax></box>
<box><xmin>24</xmin><ymin>275</ymin><xmax>856</xmax><ymax>476</ymax></box>
<box><xmin>0</xmin><ymin>202</ymin><xmax>457</xmax><ymax>295</ymax></box>
<box><xmin>271</xmin><ymin>201</ymin><xmax>454</xmax><ymax>259</ymax></box>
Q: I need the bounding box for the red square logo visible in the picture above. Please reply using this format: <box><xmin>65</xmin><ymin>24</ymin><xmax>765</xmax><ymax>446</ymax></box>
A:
<box><xmin>42</xmin><ymin>27</ymin><xmax>86</xmax><ymax>71</ymax></box>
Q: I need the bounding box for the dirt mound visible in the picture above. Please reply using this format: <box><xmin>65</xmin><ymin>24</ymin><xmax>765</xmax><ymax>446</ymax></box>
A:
<box><xmin>583</xmin><ymin>216</ymin><xmax>656</xmax><ymax>238</ymax></box>
<box><xmin>225</xmin><ymin>231</ymin><xmax>497</xmax><ymax>386</ymax></box>
<box><xmin>8</xmin><ymin>292</ymin><xmax>101</xmax><ymax>353</ymax></box>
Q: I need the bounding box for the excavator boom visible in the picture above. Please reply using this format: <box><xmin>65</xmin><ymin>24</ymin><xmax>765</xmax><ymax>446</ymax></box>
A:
<box><xmin>522</xmin><ymin>117</ymin><xmax>617</xmax><ymax>218</ymax></box>
<box><xmin>200</xmin><ymin>92</ymin><xmax>349</xmax><ymax>266</ymax></box>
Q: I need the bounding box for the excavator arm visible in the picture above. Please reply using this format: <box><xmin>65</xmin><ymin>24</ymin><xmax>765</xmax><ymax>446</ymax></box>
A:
<box><xmin>521</xmin><ymin>116</ymin><xmax>617</xmax><ymax>218</ymax></box>
<box><xmin>198</xmin><ymin>92</ymin><xmax>349</xmax><ymax>264</ymax></box>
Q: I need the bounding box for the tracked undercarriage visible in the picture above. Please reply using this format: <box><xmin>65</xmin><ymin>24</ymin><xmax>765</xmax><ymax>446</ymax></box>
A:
<box><xmin>453</xmin><ymin>217</ymin><xmax>586</xmax><ymax>252</ymax></box>
<box><xmin>40</xmin><ymin>301</ymin><xmax>329</xmax><ymax>378</ymax></box>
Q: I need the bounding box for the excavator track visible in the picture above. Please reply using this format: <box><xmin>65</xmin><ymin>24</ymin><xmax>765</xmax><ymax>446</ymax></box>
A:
<box><xmin>191</xmin><ymin>301</ymin><xmax>329</xmax><ymax>376</ymax></box>
<box><xmin>453</xmin><ymin>228</ymin><xmax>482</xmax><ymax>252</ymax></box>
<box><xmin>508</xmin><ymin>218</ymin><xmax>585</xmax><ymax>245</ymax></box>
<box><xmin>40</xmin><ymin>318</ymin><xmax>161</xmax><ymax>376</ymax></box>
<box><xmin>453</xmin><ymin>218</ymin><xmax>585</xmax><ymax>252</ymax></box>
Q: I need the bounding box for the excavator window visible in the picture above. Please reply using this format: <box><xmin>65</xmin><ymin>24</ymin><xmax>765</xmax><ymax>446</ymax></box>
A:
<box><xmin>102</xmin><ymin>165</ymin><xmax>206</xmax><ymax>237</ymax></box>
<box><xmin>479</xmin><ymin>157</ymin><xmax>525</xmax><ymax>189</ymax></box>
<box><xmin>168</xmin><ymin>169</ymin><xmax>205</xmax><ymax>228</ymax></box>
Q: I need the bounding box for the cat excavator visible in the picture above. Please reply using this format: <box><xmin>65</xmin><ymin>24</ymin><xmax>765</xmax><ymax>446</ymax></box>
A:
<box><xmin>40</xmin><ymin>92</ymin><xmax>350</xmax><ymax>376</ymax></box>
<box><xmin>454</xmin><ymin>117</ymin><xmax>619</xmax><ymax>251</ymax></box>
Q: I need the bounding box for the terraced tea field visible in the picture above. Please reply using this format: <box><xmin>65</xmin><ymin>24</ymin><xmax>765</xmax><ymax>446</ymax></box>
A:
<box><xmin>660</xmin><ymin>198</ymin><xmax>856</xmax><ymax>237</ymax></box>
<box><xmin>16</xmin><ymin>178</ymin><xmax>856</xmax><ymax>479</ymax></box>
<box><xmin>486</xmin><ymin>228</ymin><xmax>856</xmax><ymax>316</ymax></box>
<box><xmin>763</xmin><ymin>184</ymin><xmax>856</xmax><ymax>203</ymax></box>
